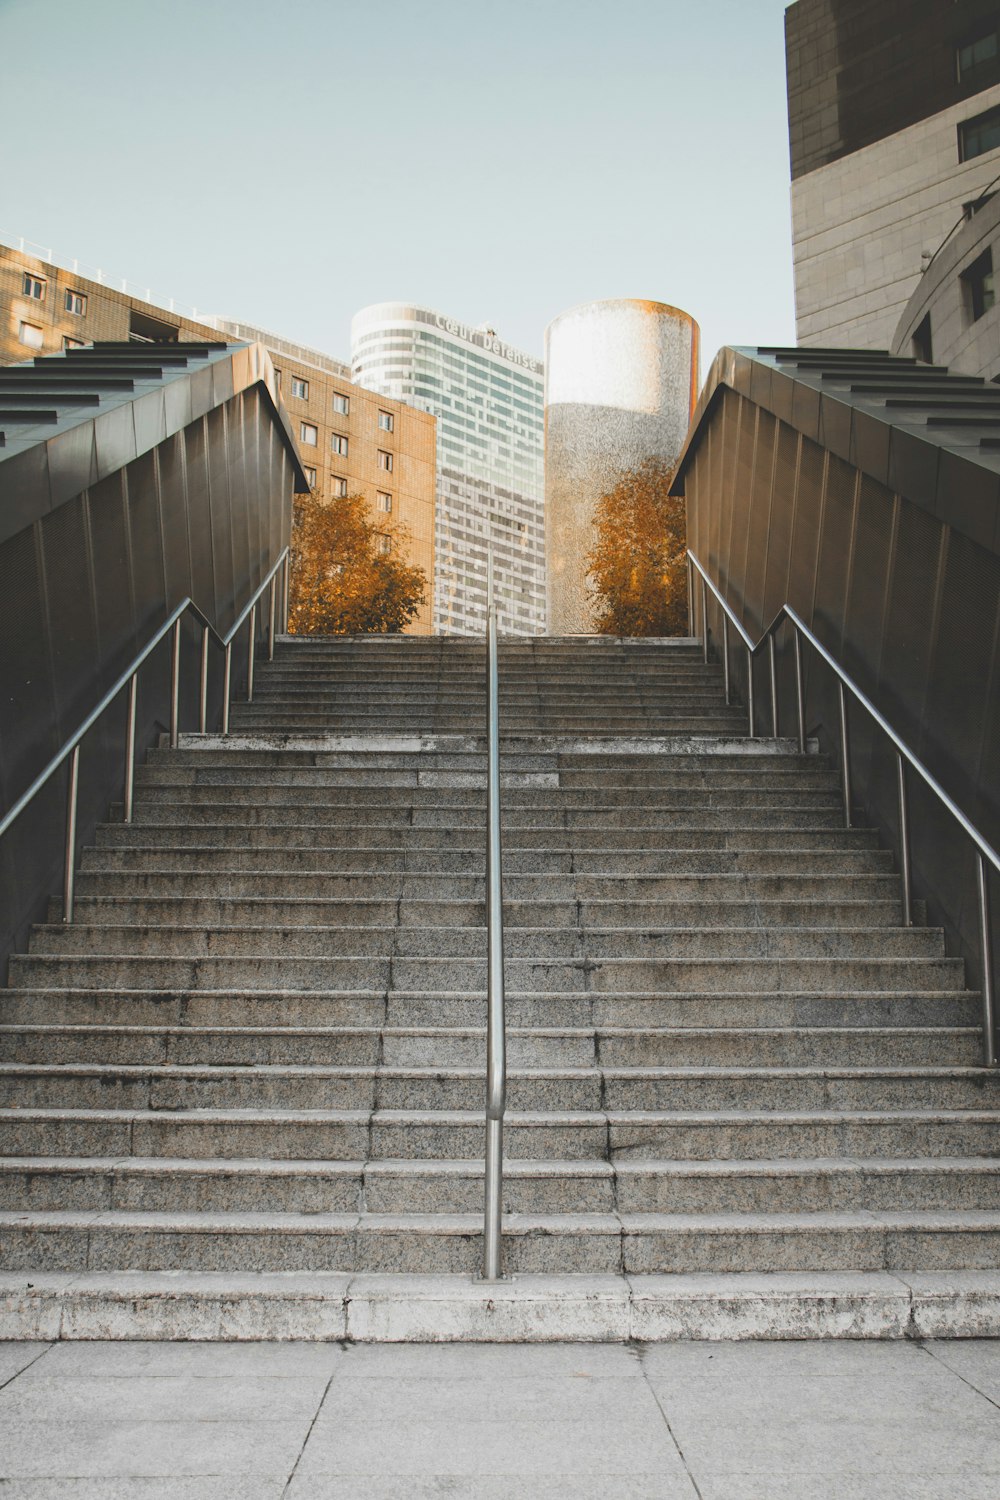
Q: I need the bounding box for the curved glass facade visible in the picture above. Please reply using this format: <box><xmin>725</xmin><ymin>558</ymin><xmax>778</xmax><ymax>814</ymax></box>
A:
<box><xmin>351</xmin><ymin>302</ymin><xmax>545</xmax><ymax>635</ymax></box>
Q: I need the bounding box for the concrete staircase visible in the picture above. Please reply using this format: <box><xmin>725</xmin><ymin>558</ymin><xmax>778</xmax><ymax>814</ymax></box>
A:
<box><xmin>1</xmin><ymin>635</ymin><xmax>998</xmax><ymax>1342</ymax></box>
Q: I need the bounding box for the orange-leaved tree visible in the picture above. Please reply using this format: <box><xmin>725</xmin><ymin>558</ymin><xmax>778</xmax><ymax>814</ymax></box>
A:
<box><xmin>287</xmin><ymin>490</ymin><xmax>427</xmax><ymax>635</ymax></box>
<box><xmin>586</xmin><ymin>456</ymin><xmax>688</xmax><ymax>636</ymax></box>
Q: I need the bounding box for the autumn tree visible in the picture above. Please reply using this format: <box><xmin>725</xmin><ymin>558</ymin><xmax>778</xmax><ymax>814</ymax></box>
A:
<box><xmin>586</xmin><ymin>456</ymin><xmax>688</xmax><ymax>636</ymax></box>
<box><xmin>287</xmin><ymin>489</ymin><xmax>427</xmax><ymax>635</ymax></box>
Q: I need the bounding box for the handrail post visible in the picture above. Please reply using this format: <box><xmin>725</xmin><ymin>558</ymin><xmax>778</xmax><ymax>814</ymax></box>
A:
<box><xmin>282</xmin><ymin>552</ymin><xmax>291</xmax><ymax>634</ymax></box>
<box><xmin>793</xmin><ymin>626</ymin><xmax>806</xmax><ymax>755</ymax></box>
<box><xmin>62</xmin><ymin>745</ymin><xmax>80</xmax><ymax>924</ymax></box>
<box><xmin>247</xmin><ymin>603</ymin><xmax>257</xmax><ymax>704</ymax></box>
<box><xmin>722</xmin><ymin>614</ymin><xmax>731</xmax><ymax>705</ymax></box>
<box><xmin>199</xmin><ymin>626</ymin><xmax>210</xmax><ymax>734</ymax></box>
<box><xmin>222</xmin><ymin>643</ymin><xmax>232</xmax><ymax>736</ymax></box>
<box><xmin>268</xmin><ymin>576</ymin><xmax>277</xmax><ymax>663</ymax></box>
<box><xmin>123</xmin><ymin>673</ymin><xmax>138</xmax><ymax>824</ymax></box>
<box><xmin>686</xmin><ymin>555</ymin><xmax>694</xmax><ymax>638</ymax></box>
<box><xmin>700</xmin><ymin>573</ymin><xmax>709</xmax><ymax>664</ymax></box>
<box><xmin>483</xmin><ymin>543</ymin><xmax>506</xmax><ymax>1282</ymax></box>
<box><xmin>746</xmin><ymin>644</ymin><xmax>756</xmax><ymax>739</ymax></box>
<box><xmin>896</xmin><ymin>754</ymin><xmax>913</xmax><ymax>928</ymax></box>
<box><xmin>169</xmin><ymin>618</ymin><xmax>182</xmax><ymax>749</ymax></box>
<box><xmin>977</xmin><ymin>853</ymin><xmax>996</xmax><ymax>1067</ymax></box>
<box><xmin>768</xmin><ymin>633</ymin><xmax>779</xmax><ymax>738</ymax></box>
<box><xmin>838</xmin><ymin>680</ymin><xmax>852</xmax><ymax>828</ymax></box>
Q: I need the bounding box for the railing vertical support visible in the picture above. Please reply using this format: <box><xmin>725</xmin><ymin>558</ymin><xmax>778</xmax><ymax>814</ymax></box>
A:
<box><xmin>977</xmin><ymin>853</ymin><xmax>996</xmax><ymax>1067</ymax></box>
<box><xmin>268</xmin><ymin>577</ymin><xmax>277</xmax><ymax>662</ymax></box>
<box><xmin>722</xmin><ymin>615</ymin><xmax>731</xmax><ymax>705</ymax></box>
<box><xmin>700</xmin><ymin>574</ymin><xmax>709</xmax><ymax>664</ymax></box>
<box><xmin>686</xmin><ymin>556</ymin><xmax>694</xmax><ymax>639</ymax></box>
<box><xmin>169</xmin><ymin>619</ymin><xmax>181</xmax><ymax>749</ymax></box>
<box><xmin>199</xmin><ymin>626</ymin><xmax>210</xmax><ymax>735</ymax></box>
<box><xmin>222</xmin><ymin>643</ymin><xmax>232</xmax><ymax>736</ymax></box>
<box><xmin>896</xmin><ymin>754</ymin><xmax>913</xmax><ymax>928</ymax></box>
<box><xmin>62</xmin><ymin>746</ymin><xmax>80</xmax><ymax>924</ymax></box>
<box><xmin>482</xmin><ymin>544</ymin><xmax>506</xmax><ymax>1282</ymax></box>
<box><xmin>124</xmin><ymin>674</ymin><xmax>138</xmax><ymax>824</ymax></box>
<box><xmin>746</xmin><ymin>645</ymin><xmax>756</xmax><ymax>739</ymax></box>
<box><xmin>247</xmin><ymin>604</ymin><xmax>257</xmax><ymax>704</ymax></box>
<box><xmin>793</xmin><ymin>627</ymin><xmax>806</xmax><ymax>755</ymax></box>
<box><xmin>282</xmin><ymin>552</ymin><xmax>291</xmax><ymax>634</ymax></box>
<box><xmin>768</xmin><ymin>633</ymin><xmax>779</xmax><ymax>738</ymax></box>
<box><xmin>838</xmin><ymin>680</ymin><xmax>852</xmax><ymax>829</ymax></box>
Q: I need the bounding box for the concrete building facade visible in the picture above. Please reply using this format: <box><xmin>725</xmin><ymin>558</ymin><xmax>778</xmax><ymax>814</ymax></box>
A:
<box><xmin>786</xmin><ymin>0</ymin><xmax>1000</xmax><ymax>350</ymax></box>
<box><xmin>351</xmin><ymin>302</ymin><xmax>545</xmax><ymax>637</ymax></box>
<box><xmin>891</xmin><ymin>189</ymin><xmax>1000</xmax><ymax>379</ymax></box>
<box><xmin>544</xmin><ymin>299</ymin><xmax>699</xmax><ymax>635</ymax></box>
<box><xmin>0</xmin><ymin>244</ymin><xmax>437</xmax><ymax>633</ymax></box>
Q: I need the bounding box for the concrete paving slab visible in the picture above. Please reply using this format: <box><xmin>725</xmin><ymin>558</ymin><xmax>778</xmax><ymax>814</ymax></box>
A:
<box><xmin>311</xmin><ymin>1371</ymin><xmax>657</xmax><ymax>1425</ymax></box>
<box><xmin>285</xmin><ymin>1483</ymin><xmax>689</xmax><ymax>1500</ymax></box>
<box><xmin>0</xmin><ymin>1372</ymin><xmax>327</xmax><ymax>1421</ymax></box>
<box><xmin>295</xmin><ymin>1414</ymin><xmax>689</xmax><ymax>1480</ymax></box>
<box><xmin>0</xmin><ymin>1340</ymin><xmax>50</xmax><ymax>1385</ymax></box>
<box><xmin>0</xmin><ymin>1481</ymin><xmax>285</xmax><ymax>1499</ymax></box>
<box><xmin>925</xmin><ymin>1337</ymin><xmax>1000</xmax><ymax>1402</ymax></box>
<box><xmin>35</xmin><ymin>1337</ymin><xmax>343</xmax><ymax>1378</ymax></box>
<box><xmin>334</xmin><ymin>1339</ymin><xmax>642</xmax><ymax>1377</ymax></box>
<box><xmin>0</xmin><ymin>1417</ymin><xmax>309</xmax><ymax>1478</ymax></box>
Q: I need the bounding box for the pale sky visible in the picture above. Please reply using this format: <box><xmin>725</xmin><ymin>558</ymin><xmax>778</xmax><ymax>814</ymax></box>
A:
<box><xmin>0</xmin><ymin>0</ymin><xmax>797</xmax><ymax>374</ymax></box>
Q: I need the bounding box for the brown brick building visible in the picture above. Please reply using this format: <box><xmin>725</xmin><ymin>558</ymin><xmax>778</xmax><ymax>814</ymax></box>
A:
<box><xmin>0</xmin><ymin>243</ymin><xmax>437</xmax><ymax>632</ymax></box>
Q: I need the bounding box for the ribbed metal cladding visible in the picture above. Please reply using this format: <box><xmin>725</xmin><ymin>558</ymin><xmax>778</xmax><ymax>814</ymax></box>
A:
<box><xmin>0</xmin><ymin>387</ymin><xmax>294</xmax><ymax>975</ymax></box>
<box><xmin>684</xmin><ymin>386</ymin><xmax>1000</xmax><ymax>998</ymax></box>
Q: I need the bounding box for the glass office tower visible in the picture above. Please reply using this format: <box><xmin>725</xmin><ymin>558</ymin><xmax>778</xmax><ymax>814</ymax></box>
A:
<box><xmin>351</xmin><ymin>302</ymin><xmax>545</xmax><ymax>635</ymax></box>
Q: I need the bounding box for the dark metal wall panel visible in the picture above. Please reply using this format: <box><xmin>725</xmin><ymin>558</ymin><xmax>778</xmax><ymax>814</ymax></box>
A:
<box><xmin>685</xmin><ymin>375</ymin><xmax>1000</xmax><ymax>1001</ymax></box>
<box><xmin>0</xmin><ymin>383</ymin><xmax>294</xmax><ymax>975</ymax></box>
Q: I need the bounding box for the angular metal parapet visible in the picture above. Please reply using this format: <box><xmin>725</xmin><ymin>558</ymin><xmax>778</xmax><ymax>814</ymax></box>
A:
<box><xmin>0</xmin><ymin>340</ymin><xmax>311</xmax><ymax>546</ymax></box>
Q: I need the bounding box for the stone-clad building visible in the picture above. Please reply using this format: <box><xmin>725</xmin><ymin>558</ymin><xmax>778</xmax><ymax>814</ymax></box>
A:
<box><xmin>786</xmin><ymin>0</ymin><xmax>1000</xmax><ymax>350</ymax></box>
<box><xmin>0</xmin><ymin>244</ymin><xmax>437</xmax><ymax>632</ymax></box>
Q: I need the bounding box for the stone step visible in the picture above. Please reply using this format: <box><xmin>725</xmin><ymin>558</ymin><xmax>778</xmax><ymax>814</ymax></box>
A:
<box><xmin>0</xmin><ymin>1023</ymin><xmax>977</xmax><ymax>1068</ymax></box>
<box><xmin>0</xmin><ymin>987</ymin><xmax>976</xmax><ymax>1032</ymax></box>
<box><xmin>50</xmin><ymin>897</ymin><xmax>912</xmax><ymax>932</ymax></box>
<box><xmin>132</xmin><ymin>777</ymin><xmax>844</xmax><ymax>802</ymax></box>
<box><xmin>3</xmin><ymin>1154</ymin><xmax>998</xmax><ymax>1215</ymax></box>
<box><xmin>66</xmin><ymin>870</ymin><xmax>907</xmax><ymax>903</ymax></box>
<box><xmin>9</xmin><ymin>951</ymin><xmax>964</xmax><ymax>993</ymax></box>
<box><xmin>25</xmin><ymin>921</ymin><xmax>947</xmax><ymax>961</ymax></box>
<box><xmin>125</xmin><ymin>791</ymin><xmax>847</xmax><ymax>818</ymax></box>
<box><xmin>2</xmin><ymin>1206</ymin><xmax>1000</xmax><ymax>1274</ymax></box>
<box><xmin>155</xmin><ymin>747</ymin><xmax>821</xmax><ymax>770</ymax></box>
<box><xmin>0</xmin><ymin>1061</ymin><xmax>993</xmax><ymax>1113</ymax></box>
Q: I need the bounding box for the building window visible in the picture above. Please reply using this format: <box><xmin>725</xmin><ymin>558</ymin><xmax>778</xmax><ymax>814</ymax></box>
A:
<box><xmin>377</xmin><ymin>449</ymin><xmax>393</xmax><ymax>471</ymax></box>
<box><xmin>332</xmin><ymin>476</ymin><xmax>348</xmax><ymax>497</ymax></box>
<box><xmin>332</xmin><ymin>433</ymin><xmax>349</xmax><ymax>456</ymax></box>
<box><xmin>332</xmin><ymin>392</ymin><xmax>350</xmax><ymax>415</ymax></box>
<box><xmin>912</xmin><ymin>313</ymin><xmax>933</xmax><ymax>365</ymax></box>
<box><xmin>378</xmin><ymin>409</ymin><xmax>394</xmax><ymax>432</ymax></box>
<box><xmin>22</xmin><ymin>272</ymin><xmax>45</xmax><ymax>301</ymax></box>
<box><xmin>959</xmin><ymin>105</ymin><xmax>1000</xmax><ymax>160</ymax></box>
<box><xmin>18</xmin><ymin>321</ymin><xmax>43</xmax><ymax>348</ymax></box>
<box><xmin>376</xmin><ymin>534</ymin><xmax>392</xmax><ymax>555</ymax></box>
<box><xmin>962</xmin><ymin>248</ymin><xmax>996</xmax><ymax>321</ymax></box>
<box><xmin>274</xmin><ymin>368</ymin><xmax>282</xmax><ymax>388</ymax></box>
<box><xmin>958</xmin><ymin>30</ymin><xmax>999</xmax><ymax>81</ymax></box>
<box><xmin>64</xmin><ymin>289</ymin><xmax>87</xmax><ymax>316</ymax></box>
<box><xmin>300</xmin><ymin>421</ymin><xmax>318</xmax><ymax>445</ymax></box>
<box><xmin>303</xmin><ymin>465</ymin><xmax>317</xmax><ymax>488</ymax></box>
<box><xmin>62</xmin><ymin>336</ymin><xmax>85</xmax><ymax>350</ymax></box>
<box><xmin>376</xmin><ymin>491</ymin><xmax>393</xmax><ymax>512</ymax></box>
<box><xmin>291</xmin><ymin>376</ymin><xmax>309</xmax><ymax>400</ymax></box>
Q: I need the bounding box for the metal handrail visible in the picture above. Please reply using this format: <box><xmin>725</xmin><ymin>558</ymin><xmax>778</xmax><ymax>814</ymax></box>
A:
<box><xmin>0</xmin><ymin>548</ymin><xmax>290</xmax><ymax>926</ymax></box>
<box><xmin>482</xmin><ymin>542</ymin><xmax>507</xmax><ymax>1280</ymax></box>
<box><xmin>687</xmin><ymin>547</ymin><xmax>998</xmax><ymax>1066</ymax></box>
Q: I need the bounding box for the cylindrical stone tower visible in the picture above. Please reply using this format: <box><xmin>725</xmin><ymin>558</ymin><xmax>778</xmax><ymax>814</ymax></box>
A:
<box><xmin>544</xmin><ymin>298</ymin><xmax>700</xmax><ymax>634</ymax></box>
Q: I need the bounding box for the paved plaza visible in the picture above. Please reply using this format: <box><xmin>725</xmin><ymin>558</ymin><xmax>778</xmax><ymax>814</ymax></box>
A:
<box><xmin>1</xmin><ymin>1337</ymin><xmax>1000</xmax><ymax>1496</ymax></box>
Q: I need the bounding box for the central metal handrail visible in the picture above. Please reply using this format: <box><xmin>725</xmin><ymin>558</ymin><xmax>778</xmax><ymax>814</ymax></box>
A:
<box><xmin>686</xmin><ymin>548</ymin><xmax>999</xmax><ymax>1065</ymax></box>
<box><xmin>0</xmin><ymin>548</ymin><xmax>291</xmax><ymax>927</ymax></box>
<box><xmin>482</xmin><ymin>543</ymin><xmax>507</xmax><ymax>1280</ymax></box>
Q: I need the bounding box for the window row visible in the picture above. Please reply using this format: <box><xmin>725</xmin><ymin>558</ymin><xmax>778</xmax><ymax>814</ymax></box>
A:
<box><xmin>279</xmin><ymin>377</ymin><xmax>394</xmax><ymax>437</ymax></box>
<box><xmin>20</xmin><ymin>273</ymin><xmax>87</xmax><ymax>314</ymax></box>
<box><xmin>18</xmin><ymin>322</ymin><xmax>85</xmax><ymax>350</ymax></box>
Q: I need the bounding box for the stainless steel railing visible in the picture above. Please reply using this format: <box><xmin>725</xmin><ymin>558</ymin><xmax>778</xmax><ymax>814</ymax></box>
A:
<box><xmin>0</xmin><ymin>549</ymin><xmax>290</xmax><ymax>926</ymax></box>
<box><xmin>482</xmin><ymin>544</ymin><xmax>507</xmax><ymax>1280</ymax></box>
<box><xmin>686</xmin><ymin>548</ymin><xmax>999</xmax><ymax>1065</ymax></box>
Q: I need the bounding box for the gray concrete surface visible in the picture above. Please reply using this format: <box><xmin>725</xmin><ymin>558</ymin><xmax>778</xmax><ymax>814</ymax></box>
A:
<box><xmin>1</xmin><ymin>1338</ymin><xmax>999</xmax><ymax>1496</ymax></box>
